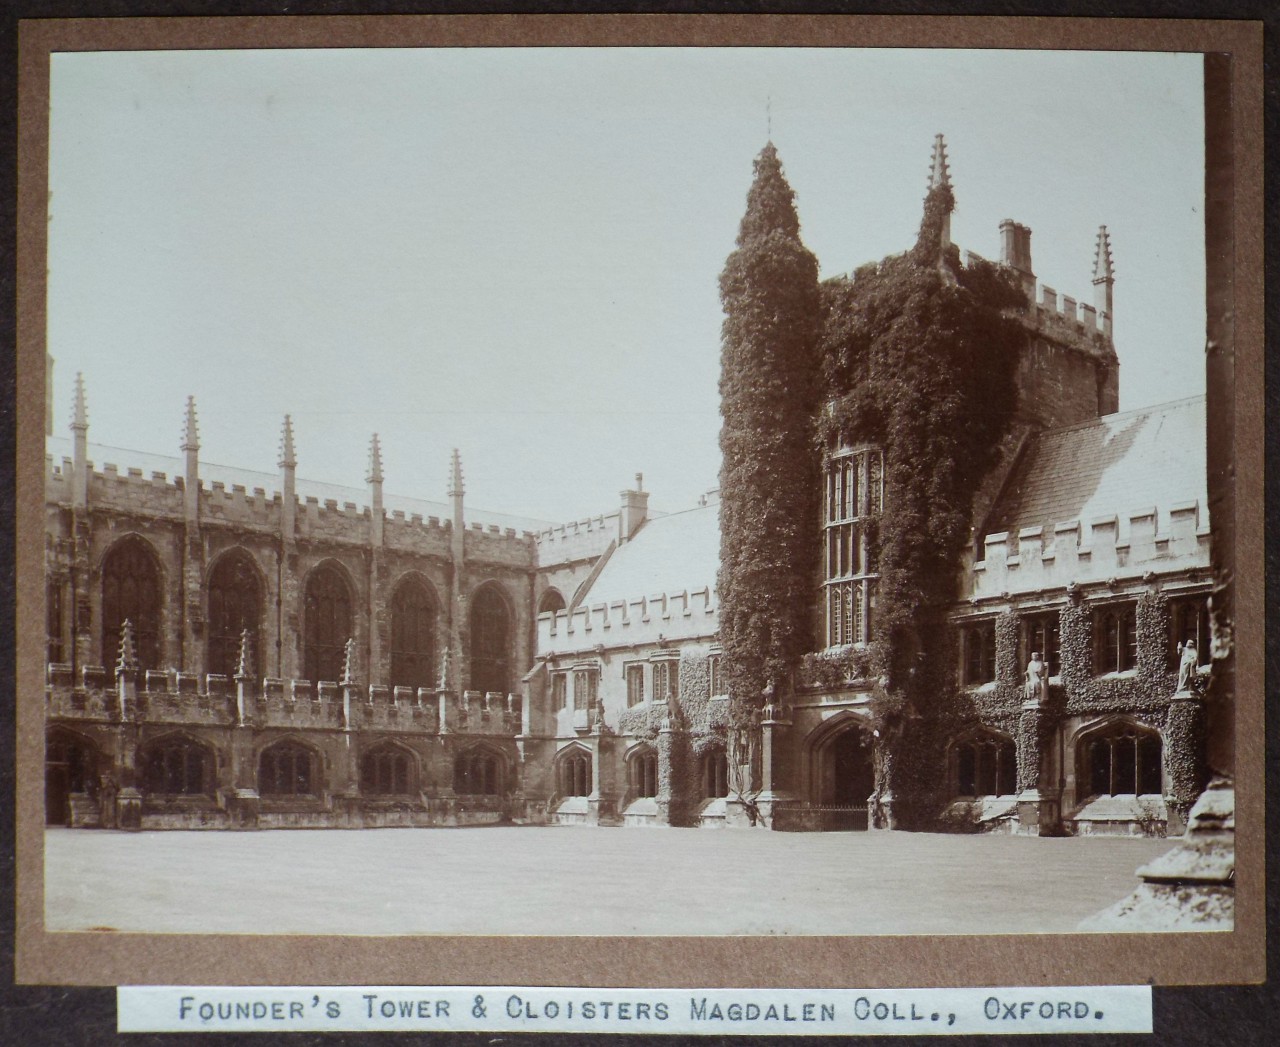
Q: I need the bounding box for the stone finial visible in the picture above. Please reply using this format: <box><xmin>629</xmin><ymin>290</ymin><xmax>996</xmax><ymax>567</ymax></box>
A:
<box><xmin>341</xmin><ymin>637</ymin><xmax>357</xmax><ymax>686</ymax></box>
<box><xmin>927</xmin><ymin>133</ymin><xmax>951</xmax><ymax>191</ymax></box>
<box><xmin>1092</xmin><ymin>225</ymin><xmax>1115</xmax><ymax>283</ymax></box>
<box><xmin>437</xmin><ymin>646</ymin><xmax>453</xmax><ymax>692</ymax></box>
<box><xmin>235</xmin><ymin>628</ymin><xmax>254</xmax><ymax>679</ymax></box>
<box><xmin>278</xmin><ymin>415</ymin><xmax>297</xmax><ymax>469</ymax></box>
<box><xmin>366</xmin><ymin>433</ymin><xmax>383</xmax><ymax>485</ymax></box>
<box><xmin>71</xmin><ymin>372</ymin><xmax>88</xmax><ymax>432</ymax></box>
<box><xmin>447</xmin><ymin>448</ymin><xmax>464</xmax><ymax>499</ymax></box>
<box><xmin>116</xmin><ymin>619</ymin><xmax>138</xmax><ymax>675</ymax></box>
<box><xmin>181</xmin><ymin>395</ymin><xmax>200</xmax><ymax>452</ymax></box>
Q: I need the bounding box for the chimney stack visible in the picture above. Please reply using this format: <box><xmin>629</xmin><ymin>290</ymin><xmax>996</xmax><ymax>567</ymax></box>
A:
<box><xmin>619</xmin><ymin>472</ymin><xmax>649</xmax><ymax>544</ymax></box>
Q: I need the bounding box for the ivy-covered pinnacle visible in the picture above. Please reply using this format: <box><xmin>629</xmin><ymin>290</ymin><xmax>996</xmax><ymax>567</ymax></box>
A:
<box><xmin>717</xmin><ymin>143</ymin><xmax>822</xmax><ymax>718</ymax></box>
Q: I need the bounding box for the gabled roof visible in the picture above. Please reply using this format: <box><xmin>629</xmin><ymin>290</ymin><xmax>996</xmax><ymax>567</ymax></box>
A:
<box><xmin>986</xmin><ymin>395</ymin><xmax>1207</xmax><ymax>539</ymax></box>
<box><xmin>580</xmin><ymin>502</ymin><xmax>719</xmax><ymax>609</ymax></box>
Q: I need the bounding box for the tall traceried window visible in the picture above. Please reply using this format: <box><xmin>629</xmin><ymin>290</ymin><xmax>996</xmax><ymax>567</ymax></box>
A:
<box><xmin>1168</xmin><ymin>595</ymin><xmax>1211</xmax><ymax>669</ymax></box>
<box><xmin>954</xmin><ymin>731</ymin><xmax>1017</xmax><ymax>797</ymax></box>
<box><xmin>207</xmin><ymin>552</ymin><xmax>262</xmax><ymax>679</ymax></box>
<box><xmin>390</xmin><ymin>576</ymin><xmax>436</xmax><ymax>691</ymax></box>
<box><xmin>707</xmin><ymin>654</ymin><xmax>723</xmax><ymax>697</ymax></box>
<box><xmin>454</xmin><ymin>748</ymin><xmax>502</xmax><ymax>795</ymax></box>
<box><xmin>961</xmin><ymin>621</ymin><xmax>997</xmax><ymax>685</ymax></box>
<box><xmin>469</xmin><ymin>585</ymin><xmax>510</xmax><ymax>694</ymax></box>
<box><xmin>823</xmin><ymin>447</ymin><xmax>882</xmax><ymax>647</ymax></box>
<box><xmin>46</xmin><ymin>579</ymin><xmax>65</xmax><ymax>665</ymax></box>
<box><xmin>551</xmin><ymin>672</ymin><xmax>568</xmax><ymax>710</ymax></box>
<box><xmin>304</xmin><ymin>565</ymin><xmax>352</xmax><ymax>684</ymax></box>
<box><xmin>702</xmin><ymin>748</ymin><xmax>729</xmax><ymax>799</ymax></box>
<box><xmin>101</xmin><ymin>536</ymin><xmax>163</xmax><ymax>671</ymax></box>
<box><xmin>1094</xmin><ymin>603</ymin><xmax>1138</xmax><ymax>674</ymax></box>
<box><xmin>362</xmin><ymin>744</ymin><xmax>412</xmax><ymax>795</ymax></box>
<box><xmin>573</xmin><ymin>666</ymin><xmax>598</xmax><ymax>712</ymax></box>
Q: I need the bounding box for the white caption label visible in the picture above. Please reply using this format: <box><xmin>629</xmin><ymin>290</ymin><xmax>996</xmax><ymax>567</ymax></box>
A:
<box><xmin>119</xmin><ymin>985</ymin><xmax>1152</xmax><ymax>1035</ymax></box>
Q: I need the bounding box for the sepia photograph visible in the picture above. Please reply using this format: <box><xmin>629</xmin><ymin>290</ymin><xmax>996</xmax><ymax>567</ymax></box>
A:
<box><xmin>14</xmin><ymin>16</ymin><xmax>1262</xmax><ymax>990</ymax></box>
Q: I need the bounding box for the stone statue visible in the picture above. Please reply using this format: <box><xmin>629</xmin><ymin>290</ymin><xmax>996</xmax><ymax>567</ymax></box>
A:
<box><xmin>1024</xmin><ymin>651</ymin><xmax>1047</xmax><ymax>703</ymax></box>
<box><xmin>99</xmin><ymin>773</ymin><xmax>118</xmax><ymax>830</ymax></box>
<box><xmin>1176</xmin><ymin>639</ymin><xmax>1198</xmax><ymax>692</ymax></box>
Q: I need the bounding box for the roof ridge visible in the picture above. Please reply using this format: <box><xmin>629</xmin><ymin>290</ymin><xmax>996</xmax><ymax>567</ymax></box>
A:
<box><xmin>1035</xmin><ymin>394</ymin><xmax>1205</xmax><ymax>440</ymax></box>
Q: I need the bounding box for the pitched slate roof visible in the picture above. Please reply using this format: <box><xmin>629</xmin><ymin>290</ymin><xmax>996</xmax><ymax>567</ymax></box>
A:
<box><xmin>580</xmin><ymin>502</ymin><xmax>720</xmax><ymax>609</ymax></box>
<box><xmin>986</xmin><ymin>395</ymin><xmax>1207</xmax><ymax>539</ymax></box>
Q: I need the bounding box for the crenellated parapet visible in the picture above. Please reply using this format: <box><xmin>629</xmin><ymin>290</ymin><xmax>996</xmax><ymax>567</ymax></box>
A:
<box><xmin>972</xmin><ymin>500</ymin><xmax>1210</xmax><ymax>599</ymax></box>
<box><xmin>534</xmin><ymin>512</ymin><xmax>621</xmax><ymax>566</ymax></box>
<box><xmin>537</xmin><ymin>584</ymin><xmax>718</xmax><ymax>655</ymax></box>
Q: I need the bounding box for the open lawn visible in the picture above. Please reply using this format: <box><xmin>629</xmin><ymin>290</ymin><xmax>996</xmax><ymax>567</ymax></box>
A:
<box><xmin>45</xmin><ymin>825</ymin><xmax>1171</xmax><ymax>936</ymax></box>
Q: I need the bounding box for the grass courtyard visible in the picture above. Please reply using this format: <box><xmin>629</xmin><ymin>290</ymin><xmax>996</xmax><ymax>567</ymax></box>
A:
<box><xmin>45</xmin><ymin>825</ymin><xmax>1171</xmax><ymax>936</ymax></box>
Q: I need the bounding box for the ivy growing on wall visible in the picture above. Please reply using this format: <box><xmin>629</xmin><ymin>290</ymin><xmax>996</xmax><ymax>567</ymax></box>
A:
<box><xmin>717</xmin><ymin>143</ymin><xmax>823</xmax><ymax>726</ymax></box>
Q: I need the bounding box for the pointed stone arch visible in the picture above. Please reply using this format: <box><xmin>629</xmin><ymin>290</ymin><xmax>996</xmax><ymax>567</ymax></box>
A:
<box><xmin>139</xmin><ymin>730</ymin><xmax>216</xmax><ymax>797</ymax></box>
<box><xmin>389</xmin><ymin>572</ymin><xmax>439</xmax><ymax>692</ymax></box>
<box><xmin>361</xmin><ymin>738</ymin><xmax>419</xmax><ymax>796</ymax></box>
<box><xmin>206</xmin><ymin>548</ymin><xmax>265</xmax><ymax>679</ymax></box>
<box><xmin>948</xmin><ymin>726</ymin><xmax>1017</xmax><ymax>798</ymax></box>
<box><xmin>555</xmin><ymin>742</ymin><xmax>593</xmax><ymax>798</ymax></box>
<box><xmin>45</xmin><ymin>726</ymin><xmax>101</xmax><ymax>825</ymax></box>
<box><xmin>453</xmin><ymin>741</ymin><xmax>507</xmax><ymax>796</ymax></box>
<box><xmin>258</xmin><ymin>736</ymin><xmax>324</xmax><ymax>797</ymax></box>
<box><xmin>1073</xmin><ymin>715</ymin><xmax>1163</xmax><ymax>799</ymax></box>
<box><xmin>805</xmin><ymin>711</ymin><xmax>876</xmax><ymax>806</ymax></box>
<box><xmin>303</xmin><ymin>560</ymin><xmax>356</xmax><ymax>684</ymax></box>
<box><xmin>625</xmin><ymin>741</ymin><xmax>659</xmax><ymax>799</ymax></box>
<box><xmin>469</xmin><ymin>581</ymin><xmax>512</xmax><ymax>694</ymax></box>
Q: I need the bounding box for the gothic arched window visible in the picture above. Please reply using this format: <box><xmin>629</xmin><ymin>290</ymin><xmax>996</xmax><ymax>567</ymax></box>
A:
<box><xmin>304</xmin><ymin>565</ymin><xmax>352</xmax><ymax>684</ymax></box>
<box><xmin>702</xmin><ymin>748</ymin><xmax>729</xmax><ymax>799</ymax></box>
<box><xmin>1080</xmin><ymin>722</ymin><xmax>1162</xmax><ymax>798</ymax></box>
<box><xmin>102</xmin><ymin>536</ymin><xmax>163</xmax><ymax>672</ymax></box>
<box><xmin>142</xmin><ymin>735</ymin><xmax>212</xmax><ymax>796</ymax></box>
<box><xmin>390</xmin><ymin>577</ymin><xmax>436</xmax><ymax>691</ymax></box>
<box><xmin>630</xmin><ymin>748</ymin><xmax>659</xmax><ymax>798</ymax></box>
<box><xmin>954</xmin><ymin>731</ymin><xmax>1017</xmax><ymax>797</ymax></box>
<box><xmin>469</xmin><ymin>585</ymin><xmax>510</xmax><ymax>694</ymax></box>
<box><xmin>362</xmin><ymin>743</ymin><xmax>413</xmax><ymax>796</ymax></box>
<box><xmin>259</xmin><ymin>741</ymin><xmax>317</xmax><ymax>797</ymax></box>
<box><xmin>559</xmin><ymin>749</ymin><xmax>592</xmax><ymax>797</ymax></box>
<box><xmin>454</xmin><ymin>748</ymin><xmax>502</xmax><ymax>796</ymax></box>
<box><xmin>207</xmin><ymin>552</ymin><xmax>262</xmax><ymax>679</ymax></box>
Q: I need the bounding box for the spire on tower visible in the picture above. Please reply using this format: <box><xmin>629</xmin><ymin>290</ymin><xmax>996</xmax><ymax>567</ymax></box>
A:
<box><xmin>278</xmin><ymin>415</ymin><xmax>296</xmax><ymax>470</ymax></box>
<box><xmin>366</xmin><ymin>433</ymin><xmax>383</xmax><ymax>485</ymax></box>
<box><xmin>71</xmin><ymin>372</ymin><xmax>88</xmax><ymax>432</ymax></box>
<box><xmin>927</xmin><ymin>133</ymin><xmax>951</xmax><ymax>191</ymax></box>
<box><xmin>447</xmin><ymin>448</ymin><xmax>464</xmax><ymax>499</ymax></box>
<box><xmin>181</xmin><ymin>396</ymin><xmax>200</xmax><ymax>452</ymax></box>
<box><xmin>1092</xmin><ymin>225</ymin><xmax>1115</xmax><ymax>283</ymax></box>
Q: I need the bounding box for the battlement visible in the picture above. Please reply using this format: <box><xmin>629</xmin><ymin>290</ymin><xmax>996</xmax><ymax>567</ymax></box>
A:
<box><xmin>963</xmin><ymin>250</ymin><xmax>1111</xmax><ymax>347</ymax></box>
<box><xmin>45</xmin><ymin>666</ymin><xmax>522</xmax><ymax>736</ymax></box>
<box><xmin>970</xmin><ymin>500</ymin><xmax>1210</xmax><ymax>600</ymax></box>
<box><xmin>537</xmin><ymin>583</ymin><xmax>718</xmax><ymax>653</ymax></box>
<box><xmin>534</xmin><ymin>511</ymin><xmax>621</xmax><ymax>565</ymax></box>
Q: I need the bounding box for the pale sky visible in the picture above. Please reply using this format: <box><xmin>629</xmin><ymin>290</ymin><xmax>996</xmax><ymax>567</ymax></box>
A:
<box><xmin>47</xmin><ymin>47</ymin><xmax>1205</xmax><ymax>524</ymax></box>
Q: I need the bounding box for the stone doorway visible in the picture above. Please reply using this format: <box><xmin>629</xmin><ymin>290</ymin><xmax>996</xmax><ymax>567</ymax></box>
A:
<box><xmin>811</xmin><ymin>719</ymin><xmax>875</xmax><ymax>830</ymax></box>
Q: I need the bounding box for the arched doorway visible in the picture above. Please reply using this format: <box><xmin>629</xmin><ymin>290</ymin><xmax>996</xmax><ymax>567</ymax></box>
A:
<box><xmin>46</xmin><ymin>730</ymin><xmax>98</xmax><ymax>826</ymax></box>
<box><xmin>811</xmin><ymin>719</ymin><xmax>874</xmax><ymax>830</ymax></box>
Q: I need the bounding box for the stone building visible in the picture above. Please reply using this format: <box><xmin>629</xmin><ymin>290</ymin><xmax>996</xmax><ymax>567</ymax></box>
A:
<box><xmin>44</xmin><ymin>137</ymin><xmax>1211</xmax><ymax>836</ymax></box>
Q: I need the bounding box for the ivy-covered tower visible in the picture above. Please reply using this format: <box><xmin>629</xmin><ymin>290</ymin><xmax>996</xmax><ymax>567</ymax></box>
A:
<box><xmin>716</xmin><ymin>142</ymin><xmax>822</xmax><ymax>784</ymax></box>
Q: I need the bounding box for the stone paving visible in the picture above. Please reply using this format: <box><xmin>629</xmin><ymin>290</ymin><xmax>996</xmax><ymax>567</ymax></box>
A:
<box><xmin>44</xmin><ymin>826</ymin><xmax>1173</xmax><ymax>936</ymax></box>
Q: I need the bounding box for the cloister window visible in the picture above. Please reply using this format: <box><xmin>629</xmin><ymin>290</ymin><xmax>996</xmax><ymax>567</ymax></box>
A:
<box><xmin>1080</xmin><ymin>722</ymin><xmax>1162</xmax><ymax>798</ymax></box>
<box><xmin>207</xmin><ymin>552</ymin><xmax>261</xmax><ymax>679</ymax></box>
<box><xmin>824</xmin><ymin>447</ymin><xmax>882</xmax><ymax>646</ymax></box>
<box><xmin>101</xmin><ymin>536</ymin><xmax>162</xmax><ymax>672</ymax></box>
<box><xmin>652</xmin><ymin>659</ymin><xmax>679</xmax><ymax>702</ymax></box>
<box><xmin>954</xmin><ymin>732</ymin><xmax>1017</xmax><ymax>797</ymax></box>
<box><xmin>1094</xmin><ymin>603</ymin><xmax>1138</xmax><ymax>674</ymax></box>
<box><xmin>702</xmin><ymin>749</ymin><xmax>730</xmax><ymax>799</ymax></box>
<box><xmin>559</xmin><ymin>750</ymin><xmax>592</xmax><ymax>797</ymax></box>
<box><xmin>304</xmin><ymin>565</ymin><xmax>352</xmax><ymax>684</ymax></box>
<box><xmin>454</xmin><ymin>749</ymin><xmax>502</xmax><ymax>795</ymax></box>
<box><xmin>1168</xmin><ymin>596</ymin><xmax>1211</xmax><ymax>669</ymax></box>
<box><xmin>707</xmin><ymin>654</ymin><xmax>723</xmax><ymax>698</ymax></box>
<box><xmin>961</xmin><ymin>621</ymin><xmax>997</xmax><ymax>685</ymax></box>
<box><xmin>630</xmin><ymin>749</ymin><xmax>659</xmax><ymax>798</ymax></box>
<box><xmin>1022</xmin><ymin>612</ymin><xmax>1061</xmax><ymax>678</ymax></box>
<box><xmin>390</xmin><ymin>577</ymin><xmax>436</xmax><ymax>691</ymax></box>
<box><xmin>551</xmin><ymin>672</ymin><xmax>568</xmax><ymax>710</ymax></box>
<box><xmin>625</xmin><ymin>663</ymin><xmax>645</xmax><ymax>707</ymax></box>
<box><xmin>362</xmin><ymin>744</ymin><xmax>412</xmax><ymax>795</ymax></box>
<box><xmin>46</xmin><ymin>730</ymin><xmax>98</xmax><ymax>825</ymax></box>
<box><xmin>142</xmin><ymin>736</ymin><xmax>211</xmax><ymax>796</ymax></box>
<box><xmin>259</xmin><ymin>741</ymin><xmax>316</xmax><ymax>797</ymax></box>
<box><xmin>469</xmin><ymin>586</ymin><xmax>510</xmax><ymax>694</ymax></box>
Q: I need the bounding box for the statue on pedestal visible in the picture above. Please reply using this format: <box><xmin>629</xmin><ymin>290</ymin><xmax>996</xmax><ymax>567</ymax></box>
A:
<box><xmin>1024</xmin><ymin>651</ymin><xmax>1047</xmax><ymax>703</ymax></box>
<box><xmin>1176</xmin><ymin>638</ymin><xmax>1199</xmax><ymax>692</ymax></box>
